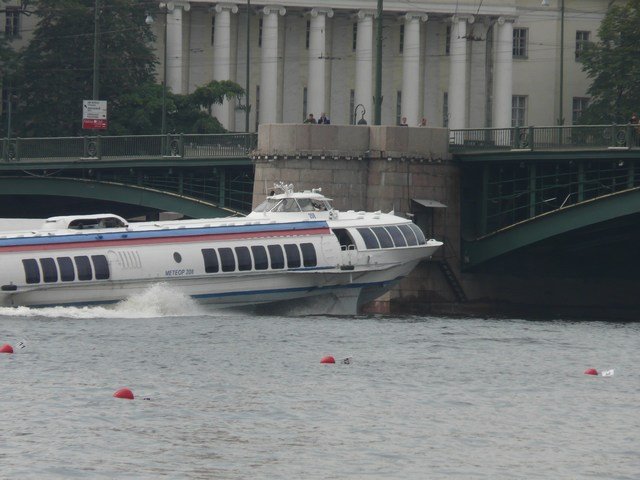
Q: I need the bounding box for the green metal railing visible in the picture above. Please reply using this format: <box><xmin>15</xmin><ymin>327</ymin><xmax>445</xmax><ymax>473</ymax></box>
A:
<box><xmin>1</xmin><ymin>133</ymin><xmax>258</xmax><ymax>162</ymax></box>
<box><xmin>450</xmin><ymin>124</ymin><xmax>640</xmax><ymax>152</ymax></box>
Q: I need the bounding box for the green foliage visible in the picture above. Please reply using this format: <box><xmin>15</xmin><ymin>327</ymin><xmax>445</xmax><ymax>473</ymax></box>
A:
<box><xmin>580</xmin><ymin>0</ymin><xmax>640</xmax><ymax>124</ymax></box>
<box><xmin>13</xmin><ymin>0</ymin><xmax>156</xmax><ymax>137</ymax></box>
<box><xmin>5</xmin><ymin>1</ymin><xmax>244</xmax><ymax>137</ymax></box>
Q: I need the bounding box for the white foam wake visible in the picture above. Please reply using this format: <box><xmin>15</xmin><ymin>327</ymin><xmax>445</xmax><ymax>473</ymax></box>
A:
<box><xmin>0</xmin><ymin>283</ymin><xmax>210</xmax><ymax>319</ymax></box>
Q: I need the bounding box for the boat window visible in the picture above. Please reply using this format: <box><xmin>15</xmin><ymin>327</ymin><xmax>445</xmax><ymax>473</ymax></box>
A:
<box><xmin>202</xmin><ymin>248</ymin><xmax>219</xmax><ymax>273</ymax></box>
<box><xmin>268</xmin><ymin>245</ymin><xmax>285</xmax><ymax>269</ymax></box>
<box><xmin>74</xmin><ymin>256</ymin><xmax>93</xmax><ymax>281</ymax></box>
<box><xmin>57</xmin><ymin>257</ymin><xmax>75</xmax><ymax>282</ymax></box>
<box><xmin>332</xmin><ymin>228</ymin><xmax>355</xmax><ymax>249</ymax></box>
<box><xmin>398</xmin><ymin>224</ymin><xmax>418</xmax><ymax>246</ymax></box>
<box><xmin>272</xmin><ymin>198</ymin><xmax>300</xmax><ymax>213</ymax></box>
<box><xmin>253</xmin><ymin>198</ymin><xmax>278</xmax><ymax>212</ymax></box>
<box><xmin>300</xmin><ymin>243</ymin><xmax>317</xmax><ymax>267</ymax></box>
<box><xmin>22</xmin><ymin>259</ymin><xmax>40</xmax><ymax>284</ymax></box>
<box><xmin>284</xmin><ymin>244</ymin><xmax>301</xmax><ymax>268</ymax></box>
<box><xmin>235</xmin><ymin>246</ymin><xmax>252</xmax><ymax>271</ymax></box>
<box><xmin>371</xmin><ymin>227</ymin><xmax>394</xmax><ymax>248</ymax></box>
<box><xmin>251</xmin><ymin>245</ymin><xmax>269</xmax><ymax>270</ymax></box>
<box><xmin>218</xmin><ymin>248</ymin><xmax>236</xmax><ymax>272</ymax></box>
<box><xmin>356</xmin><ymin>228</ymin><xmax>380</xmax><ymax>249</ymax></box>
<box><xmin>409</xmin><ymin>223</ymin><xmax>427</xmax><ymax>245</ymax></box>
<box><xmin>92</xmin><ymin>255</ymin><xmax>110</xmax><ymax>280</ymax></box>
<box><xmin>40</xmin><ymin>257</ymin><xmax>58</xmax><ymax>283</ymax></box>
<box><xmin>386</xmin><ymin>226</ymin><xmax>407</xmax><ymax>247</ymax></box>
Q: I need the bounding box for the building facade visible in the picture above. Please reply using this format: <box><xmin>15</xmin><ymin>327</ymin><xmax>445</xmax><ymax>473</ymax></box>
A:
<box><xmin>2</xmin><ymin>0</ymin><xmax>609</xmax><ymax>131</ymax></box>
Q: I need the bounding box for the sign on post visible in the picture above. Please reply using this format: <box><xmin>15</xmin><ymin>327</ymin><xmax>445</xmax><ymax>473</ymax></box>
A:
<box><xmin>82</xmin><ymin>100</ymin><xmax>108</xmax><ymax>130</ymax></box>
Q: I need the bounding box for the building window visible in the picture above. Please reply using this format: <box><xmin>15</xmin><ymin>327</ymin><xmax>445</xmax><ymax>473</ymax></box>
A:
<box><xmin>575</xmin><ymin>31</ymin><xmax>590</xmax><ymax>60</ymax></box>
<box><xmin>258</xmin><ymin>18</ymin><xmax>263</xmax><ymax>47</ymax></box>
<box><xmin>5</xmin><ymin>8</ymin><xmax>20</xmax><ymax>38</ymax></box>
<box><xmin>255</xmin><ymin>85</ymin><xmax>260</xmax><ymax>131</ymax></box>
<box><xmin>306</xmin><ymin>20</ymin><xmax>310</xmax><ymax>49</ymax></box>
<box><xmin>443</xmin><ymin>92</ymin><xmax>449</xmax><ymax>128</ymax></box>
<box><xmin>513</xmin><ymin>28</ymin><xmax>528</xmax><ymax>58</ymax></box>
<box><xmin>399</xmin><ymin>24</ymin><xmax>404</xmax><ymax>54</ymax></box>
<box><xmin>396</xmin><ymin>91</ymin><xmax>402</xmax><ymax>125</ymax></box>
<box><xmin>352</xmin><ymin>22</ymin><xmax>357</xmax><ymax>51</ymax></box>
<box><xmin>211</xmin><ymin>16</ymin><xmax>215</xmax><ymax>45</ymax></box>
<box><xmin>349</xmin><ymin>89</ymin><xmax>355</xmax><ymax>125</ymax></box>
<box><xmin>445</xmin><ymin>25</ymin><xmax>451</xmax><ymax>55</ymax></box>
<box><xmin>512</xmin><ymin>95</ymin><xmax>527</xmax><ymax>127</ymax></box>
<box><xmin>572</xmin><ymin>97</ymin><xmax>589</xmax><ymax>124</ymax></box>
<box><xmin>302</xmin><ymin>87</ymin><xmax>307</xmax><ymax>120</ymax></box>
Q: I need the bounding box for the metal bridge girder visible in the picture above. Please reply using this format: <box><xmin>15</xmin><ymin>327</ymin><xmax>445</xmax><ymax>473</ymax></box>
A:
<box><xmin>463</xmin><ymin>187</ymin><xmax>640</xmax><ymax>269</ymax></box>
<box><xmin>0</xmin><ymin>177</ymin><xmax>240</xmax><ymax>218</ymax></box>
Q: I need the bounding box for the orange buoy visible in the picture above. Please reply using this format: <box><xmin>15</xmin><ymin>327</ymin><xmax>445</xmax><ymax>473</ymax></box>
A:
<box><xmin>584</xmin><ymin>368</ymin><xmax>598</xmax><ymax>376</ymax></box>
<box><xmin>320</xmin><ymin>355</ymin><xmax>335</xmax><ymax>364</ymax></box>
<box><xmin>0</xmin><ymin>344</ymin><xmax>13</xmax><ymax>354</ymax></box>
<box><xmin>113</xmin><ymin>387</ymin><xmax>134</xmax><ymax>400</ymax></box>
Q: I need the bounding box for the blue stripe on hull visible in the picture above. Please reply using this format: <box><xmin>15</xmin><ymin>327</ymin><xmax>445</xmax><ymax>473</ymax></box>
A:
<box><xmin>0</xmin><ymin>220</ymin><xmax>329</xmax><ymax>247</ymax></box>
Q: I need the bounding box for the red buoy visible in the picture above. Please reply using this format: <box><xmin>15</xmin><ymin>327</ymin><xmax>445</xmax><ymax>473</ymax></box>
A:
<box><xmin>113</xmin><ymin>388</ymin><xmax>134</xmax><ymax>400</ymax></box>
<box><xmin>584</xmin><ymin>368</ymin><xmax>598</xmax><ymax>376</ymax></box>
<box><xmin>0</xmin><ymin>344</ymin><xmax>13</xmax><ymax>354</ymax></box>
<box><xmin>320</xmin><ymin>355</ymin><xmax>335</xmax><ymax>364</ymax></box>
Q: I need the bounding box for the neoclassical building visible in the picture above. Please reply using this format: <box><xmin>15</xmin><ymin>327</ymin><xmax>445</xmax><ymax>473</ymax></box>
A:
<box><xmin>2</xmin><ymin>0</ymin><xmax>610</xmax><ymax>131</ymax></box>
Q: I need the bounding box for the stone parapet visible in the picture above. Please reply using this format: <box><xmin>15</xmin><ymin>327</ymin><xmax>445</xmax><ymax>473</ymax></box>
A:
<box><xmin>255</xmin><ymin>124</ymin><xmax>451</xmax><ymax>162</ymax></box>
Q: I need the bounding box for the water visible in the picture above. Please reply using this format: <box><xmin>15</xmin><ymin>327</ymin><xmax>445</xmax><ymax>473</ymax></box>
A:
<box><xmin>1</xmin><ymin>285</ymin><xmax>639</xmax><ymax>479</ymax></box>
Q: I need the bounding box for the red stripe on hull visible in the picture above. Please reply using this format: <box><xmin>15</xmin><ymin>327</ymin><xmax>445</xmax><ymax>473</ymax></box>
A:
<box><xmin>0</xmin><ymin>227</ymin><xmax>331</xmax><ymax>253</ymax></box>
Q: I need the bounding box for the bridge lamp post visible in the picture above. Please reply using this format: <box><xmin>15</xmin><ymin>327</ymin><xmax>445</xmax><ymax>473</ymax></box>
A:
<box><xmin>542</xmin><ymin>0</ymin><xmax>565</xmax><ymax>125</ymax></box>
<box><xmin>145</xmin><ymin>6</ymin><xmax>168</xmax><ymax>138</ymax></box>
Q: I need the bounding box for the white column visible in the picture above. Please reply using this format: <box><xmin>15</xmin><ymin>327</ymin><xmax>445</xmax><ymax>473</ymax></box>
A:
<box><xmin>493</xmin><ymin>17</ymin><xmax>515</xmax><ymax>129</ymax></box>
<box><xmin>212</xmin><ymin>3</ymin><xmax>238</xmax><ymax>130</ymax></box>
<box><xmin>448</xmin><ymin>15</ymin><xmax>473</xmax><ymax>130</ymax></box>
<box><xmin>166</xmin><ymin>1</ymin><xmax>191</xmax><ymax>95</ymax></box>
<box><xmin>260</xmin><ymin>6</ymin><xmax>286</xmax><ymax>125</ymax></box>
<box><xmin>307</xmin><ymin>8</ymin><xmax>333</xmax><ymax>118</ymax></box>
<box><xmin>355</xmin><ymin>10</ymin><xmax>375</xmax><ymax>124</ymax></box>
<box><xmin>401</xmin><ymin>12</ymin><xmax>428</xmax><ymax>126</ymax></box>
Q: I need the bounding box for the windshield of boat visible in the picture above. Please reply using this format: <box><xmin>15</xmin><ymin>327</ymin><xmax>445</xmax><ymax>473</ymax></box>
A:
<box><xmin>253</xmin><ymin>197</ymin><xmax>332</xmax><ymax>213</ymax></box>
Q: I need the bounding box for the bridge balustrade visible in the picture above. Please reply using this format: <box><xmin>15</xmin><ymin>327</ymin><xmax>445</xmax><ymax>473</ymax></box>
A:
<box><xmin>450</xmin><ymin>124</ymin><xmax>640</xmax><ymax>152</ymax></box>
<box><xmin>1</xmin><ymin>133</ymin><xmax>258</xmax><ymax>162</ymax></box>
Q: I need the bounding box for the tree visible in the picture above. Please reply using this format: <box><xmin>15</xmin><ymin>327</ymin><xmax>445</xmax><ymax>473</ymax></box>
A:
<box><xmin>579</xmin><ymin>0</ymin><xmax>640</xmax><ymax>124</ymax></box>
<box><xmin>108</xmin><ymin>80</ymin><xmax>243</xmax><ymax>135</ymax></box>
<box><xmin>14</xmin><ymin>0</ymin><xmax>157</xmax><ymax>137</ymax></box>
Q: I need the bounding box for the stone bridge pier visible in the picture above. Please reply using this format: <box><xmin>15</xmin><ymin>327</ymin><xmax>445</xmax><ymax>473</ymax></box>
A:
<box><xmin>252</xmin><ymin>124</ymin><xmax>462</xmax><ymax>314</ymax></box>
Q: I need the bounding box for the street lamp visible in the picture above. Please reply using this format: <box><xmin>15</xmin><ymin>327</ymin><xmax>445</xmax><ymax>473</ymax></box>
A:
<box><xmin>373</xmin><ymin>0</ymin><xmax>383</xmax><ymax>125</ymax></box>
<box><xmin>93</xmin><ymin>0</ymin><xmax>100</xmax><ymax>100</ymax></box>
<box><xmin>146</xmin><ymin>5</ymin><xmax>168</xmax><ymax>137</ymax></box>
<box><xmin>354</xmin><ymin>104</ymin><xmax>367</xmax><ymax>125</ymax></box>
<box><xmin>542</xmin><ymin>0</ymin><xmax>565</xmax><ymax>125</ymax></box>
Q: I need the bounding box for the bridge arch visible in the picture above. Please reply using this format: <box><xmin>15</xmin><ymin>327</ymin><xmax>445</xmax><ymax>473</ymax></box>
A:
<box><xmin>0</xmin><ymin>177</ymin><xmax>241</xmax><ymax>218</ymax></box>
<box><xmin>463</xmin><ymin>187</ymin><xmax>640</xmax><ymax>268</ymax></box>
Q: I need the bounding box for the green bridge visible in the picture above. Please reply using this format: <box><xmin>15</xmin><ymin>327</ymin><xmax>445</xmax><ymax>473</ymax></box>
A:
<box><xmin>1</xmin><ymin>133</ymin><xmax>257</xmax><ymax>218</ymax></box>
<box><xmin>452</xmin><ymin>124</ymin><xmax>640</xmax><ymax>273</ymax></box>
<box><xmin>2</xmin><ymin>125</ymin><xmax>639</xmax><ymax>273</ymax></box>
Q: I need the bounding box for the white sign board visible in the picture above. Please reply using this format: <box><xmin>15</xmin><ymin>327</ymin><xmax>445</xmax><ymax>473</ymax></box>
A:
<box><xmin>82</xmin><ymin>100</ymin><xmax>108</xmax><ymax>129</ymax></box>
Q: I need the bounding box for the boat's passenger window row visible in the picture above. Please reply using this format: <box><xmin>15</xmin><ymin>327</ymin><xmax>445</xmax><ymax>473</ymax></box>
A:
<box><xmin>356</xmin><ymin>224</ymin><xmax>426</xmax><ymax>250</ymax></box>
<box><xmin>22</xmin><ymin>255</ymin><xmax>110</xmax><ymax>284</ymax></box>
<box><xmin>201</xmin><ymin>243</ymin><xmax>317</xmax><ymax>273</ymax></box>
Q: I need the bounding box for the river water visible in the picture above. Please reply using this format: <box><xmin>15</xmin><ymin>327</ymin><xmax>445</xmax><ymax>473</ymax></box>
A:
<box><xmin>1</xmin><ymin>285</ymin><xmax>638</xmax><ymax>479</ymax></box>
